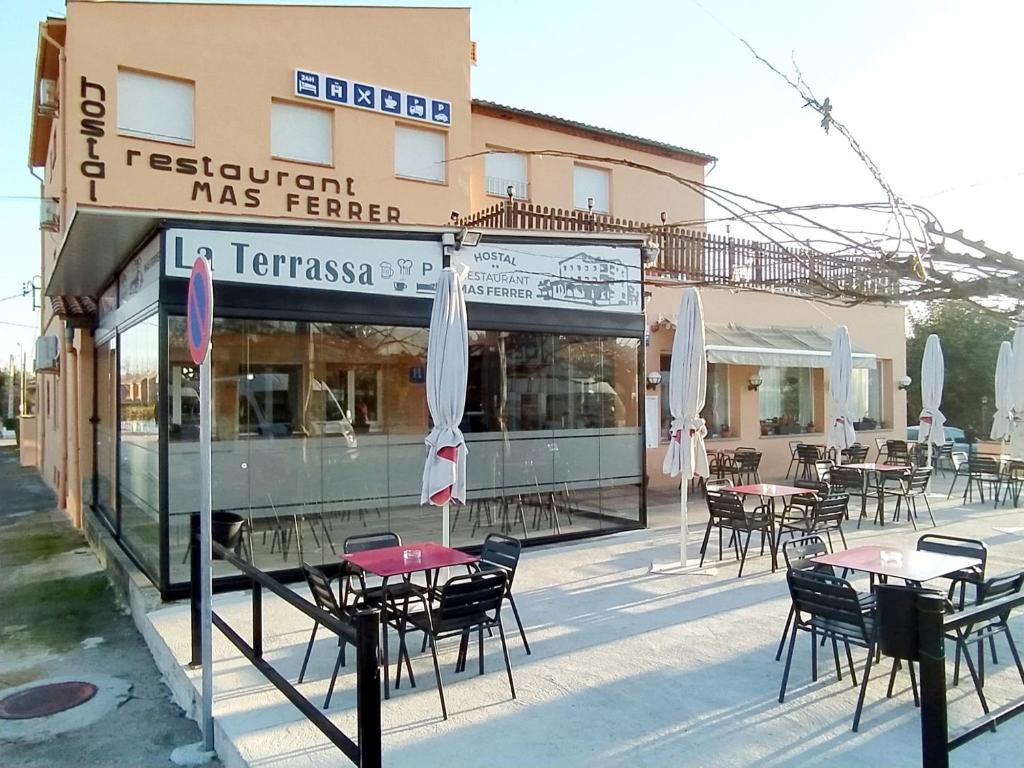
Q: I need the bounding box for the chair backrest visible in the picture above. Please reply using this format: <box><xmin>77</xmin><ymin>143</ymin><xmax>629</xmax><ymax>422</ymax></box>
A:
<box><xmin>829</xmin><ymin>465</ymin><xmax>863</xmax><ymax>492</ymax></box>
<box><xmin>814</xmin><ymin>460</ymin><xmax>833</xmax><ymax>481</ymax></box>
<box><xmin>786</xmin><ymin>568</ymin><xmax>870</xmax><ymax>642</ymax></box>
<box><xmin>797</xmin><ymin>444</ymin><xmax>820</xmax><ymax>461</ymax></box>
<box><xmin>874</xmin><ymin>437</ymin><xmax>887</xmax><ymax>451</ymax></box>
<box><xmin>789</xmin><ymin>441</ymin><xmax>802</xmax><ymax>458</ymax></box>
<box><xmin>951</xmin><ymin>451</ymin><xmax>968</xmax><ymax>470</ymax></box>
<box><xmin>479</xmin><ymin>533</ymin><xmax>522</xmax><ymax>586</ymax></box>
<box><xmin>302</xmin><ymin>562</ymin><xmax>345</xmax><ymax>619</ymax></box>
<box><xmin>704</xmin><ymin>477</ymin><xmax>731</xmax><ymax>493</ymax></box>
<box><xmin>734</xmin><ymin>446</ymin><xmax>757</xmax><ymax>453</ymax></box>
<box><xmin>814</xmin><ymin>493</ymin><xmax>849</xmax><ymax>522</ymax></box>
<box><xmin>734</xmin><ymin>451</ymin><xmax>762</xmax><ymax>471</ymax></box>
<box><xmin>917</xmin><ymin>534</ymin><xmax>987</xmax><ymax>581</ymax></box>
<box><xmin>977</xmin><ymin>570</ymin><xmax>1024</xmax><ymax>605</ymax></box>
<box><xmin>968</xmin><ymin>455</ymin><xmax>1000</xmax><ymax>474</ymax></box>
<box><xmin>907</xmin><ymin>466</ymin><xmax>931</xmax><ymax>492</ymax></box>
<box><xmin>437</xmin><ymin>571</ymin><xmax>507</xmax><ymax>626</ymax></box>
<box><xmin>782</xmin><ymin>534</ymin><xmax>830</xmax><ymax>571</ymax></box>
<box><xmin>843</xmin><ymin>444</ymin><xmax>869</xmax><ymax>464</ymax></box>
<box><xmin>343</xmin><ymin>531</ymin><xmax>401</xmax><ymax>554</ymax></box>
<box><xmin>793</xmin><ymin>479</ymin><xmax>828</xmax><ymax>494</ymax></box>
<box><xmin>706</xmin><ymin>489</ymin><xmax>748</xmax><ymax>523</ymax></box>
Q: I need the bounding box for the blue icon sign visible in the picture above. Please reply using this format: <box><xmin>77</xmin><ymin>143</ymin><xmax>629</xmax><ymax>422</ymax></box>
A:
<box><xmin>353</xmin><ymin>83</ymin><xmax>375</xmax><ymax>109</ymax></box>
<box><xmin>296</xmin><ymin>70</ymin><xmax>319</xmax><ymax>98</ymax></box>
<box><xmin>431</xmin><ymin>100</ymin><xmax>451</xmax><ymax>124</ymax></box>
<box><xmin>324</xmin><ymin>77</ymin><xmax>348</xmax><ymax>104</ymax></box>
<box><xmin>381</xmin><ymin>89</ymin><xmax>401</xmax><ymax>114</ymax></box>
<box><xmin>406</xmin><ymin>95</ymin><xmax>427</xmax><ymax>119</ymax></box>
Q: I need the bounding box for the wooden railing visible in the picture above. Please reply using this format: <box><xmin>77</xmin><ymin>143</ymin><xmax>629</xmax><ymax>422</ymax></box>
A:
<box><xmin>460</xmin><ymin>202</ymin><xmax>898</xmax><ymax>298</ymax></box>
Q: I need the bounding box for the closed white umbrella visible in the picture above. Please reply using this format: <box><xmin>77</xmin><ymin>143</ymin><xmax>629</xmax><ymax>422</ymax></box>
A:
<box><xmin>421</xmin><ymin>267</ymin><xmax>469</xmax><ymax>547</ymax></box>
<box><xmin>991</xmin><ymin>340</ymin><xmax>1014</xmax><ymax>443</ymax></box>
<box><xmin>826</xmin><ymin>326</ymin><xmax>857</xmax><ymax>453</ymax></box>
<box><xmin>919</xmin><ymin>334</ymin><xmax>946</xmax><ymax>483</ymax></box>
<box><xmin>661</xmin><ymin>287</ymin><xmax>710</xmax><ymax>568</ymax></box>
<box><xmin>1011</xmin><ymin>320</ymin><xmax>1024</xmax><ymax>461</ymax></box>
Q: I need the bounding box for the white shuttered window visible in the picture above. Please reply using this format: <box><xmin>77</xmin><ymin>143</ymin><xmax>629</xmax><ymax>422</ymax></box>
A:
<box><xmin>395</xmin><ymin>126</ymin><xmax>445</xmax><ymax>182</ymax></box>
<box><xmin>271</xmin><ymin>102</ymin><xmax>333</xmax><ymax>165</ymax></box>
<box><xmin>117</xmin><ymin>70</ymin><xmax>194</xmax><ymax>145</ymax></box>
<box><xmin>485</xmin><ymin>151</ymin><xmax>528</xmax><ymax>198</ymax></box>
<box><xmin>573</xmin><ymin>164</ymin><xmax>610</xmax><ymax>213</ymax></box>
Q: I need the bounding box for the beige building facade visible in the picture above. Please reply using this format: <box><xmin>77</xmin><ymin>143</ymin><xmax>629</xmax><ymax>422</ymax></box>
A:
<box><xmin>27</xmin><ymin>2</ymin><xmax>905</xmax><ymax>596</ymax></box>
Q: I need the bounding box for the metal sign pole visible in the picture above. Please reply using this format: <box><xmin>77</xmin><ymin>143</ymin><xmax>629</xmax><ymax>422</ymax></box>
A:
<box><xmin>199</xmin><ymin>348</ymin><xmax>213</xmax><ymax>752</ymax></box>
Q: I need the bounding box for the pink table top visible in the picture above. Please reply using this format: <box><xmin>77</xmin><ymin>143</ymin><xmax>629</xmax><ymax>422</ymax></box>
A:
<box><xmin>342</xmin><ymin>541</ymin><xmax>479</xmax><ymax>578</ymax></box>
<box><xmin>844</xmin><ymin>463</ymin><xmax>911</xmax><ymax>472</ymax></box>
<box><xmin>812</xmin><ymin>544</ymin><xmax>981</xmax><ymax>582</ymax></box>
<box><xmin>725</xmin><ymin>483</ymin><xmax>814</xmax><ymax>497</ymax></box>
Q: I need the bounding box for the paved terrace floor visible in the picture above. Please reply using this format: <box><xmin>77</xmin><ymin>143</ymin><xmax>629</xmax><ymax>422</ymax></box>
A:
<box><xmin>146</xmin><ymin>486</ymin><xmax>1024</xmax><ymax>768</ymax></box>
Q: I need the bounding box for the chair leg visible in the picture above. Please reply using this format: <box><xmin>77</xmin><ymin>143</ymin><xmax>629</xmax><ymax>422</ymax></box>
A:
<box><xmin>1003</xmin><ymin>624</ymin><xmax>1024</xmax><ymax>684</ymax></box>
<box><xmin>956</xmin><ymin>632</ymin><xmax>990</xmax><ymax>714</ymax></box>
<box><xmin>323</xmin><ymin>643</ymin><xmax>346</xmax><ymax>709</ymax></box>
<box><xmin>852</xmin><ymin>643</ymin><xmax>877</xmax><ymax>732</ymax></box>
<box><xmin>887</xmin><ymin>658</ymin><xmax>900</xmax><ymax>698</ymax></box>
<box><xmin>909</xmin><ymin>660</ymin><xmax>920</xmax><ymax>707</ymax></box>
<box><xmin>497</xmin><ymin>617</ymin><xmax>516</xmax><ymax>700</ymax></box>
<box><xmin>776</xmin><ymin>606</ymin><xmax>795</xmax><ymax>661</ymax></box>
<box><xmin>832</xmin><ymin>638</ymin><xmax>843</xmax><ymax>681</ymax></box>
<box><xmin>428</xmin><ymin>636</ymin><xmax>448</xmax><ymax>720</ymax></box>
<box><xmin>698</xmin><ymin>521</ymin><xmax>714</xmax><ymax>568</ymax></box>
<box><xmin>779</xmin><ymin>623</ymin><xmax>799</xmax><ymax>703</ymax></box>
<box><xmin>844</xmin><ymin>640</ymin><xmax>858</xmax><ymax>686</ymax></box>
<box><xmin>507</xmin><ymin>594</ymin><xmax>532</xmax><ymax>655</ymax></box>
<box><xmin>923</xmin><ymin>494</ymin><xmax>936</xmax><ymax>527</ymax></box>
<box><xmin>811</xmin><ymin>628</ymin><xmax>818</xmax><ymax>682</ymax></box>
<box><xmin>298</xmin><ymin>622</ymin><xmax>319</xmax><ymax>684</ymax></box>
<box><xmin>737</xmin><ymin>530</ymin><xmax>752</xmax><ymax>578</ymax></box>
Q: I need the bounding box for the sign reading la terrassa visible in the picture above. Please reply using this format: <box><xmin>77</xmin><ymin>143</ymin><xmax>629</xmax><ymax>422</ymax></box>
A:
<box><xmin>294</xmin><ymin>69</ymin><xmax>452</xmax><ymax>128</ymax></box>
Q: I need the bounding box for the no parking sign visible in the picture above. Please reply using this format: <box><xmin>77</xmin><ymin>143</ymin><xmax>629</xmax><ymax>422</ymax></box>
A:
<box><xmin>187</xmin><ymin>256</ymin><xmax>213</xmax><ymax>365</ymax></box>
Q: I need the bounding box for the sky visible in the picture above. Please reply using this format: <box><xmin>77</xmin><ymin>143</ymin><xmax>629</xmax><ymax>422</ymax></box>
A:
<box><xmin>1</xmin><ymin>0</ymin><xmax>1021</xmax><ymax>365</ymax></box>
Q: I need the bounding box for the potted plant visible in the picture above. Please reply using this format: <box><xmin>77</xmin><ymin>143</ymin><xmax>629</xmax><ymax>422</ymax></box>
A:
<box><xmin>720</xmin><ymin>424</ymin><xmax>731</xmax><ymax>438</ymax></box>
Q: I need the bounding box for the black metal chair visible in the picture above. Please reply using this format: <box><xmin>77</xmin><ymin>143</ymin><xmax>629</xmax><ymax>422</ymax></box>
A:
<box><xmin>873</xmin><ymin>437</ymin><xmax>887</xmax><ymax>463</ymax></box>
<box><xmin>963</xmin><ymin>455</ymin><xmax>1003</xmax><ymax>505</ymax></box>
<box><xmin>779</xmin><ymin>568</ymin><xmax>880</xmax><ymax>731</ymax></box>
<box><xmin>474</xmin><ymin>533</ymin><xmax>531</xmax><ymax>655</ymax></box>
<box><xmin>841</xmin><ymin>443</ymin><xmax>870</xmax><ymax>464</ymax></box>
<box><xmin>891</xmin><ymin>467</ymin><xmax>935</xmax><ymax>528</ymax></box>
<box><xmin>699</xmin><ymin>490</ymin><xmax>776</xmax><ymax>577</ymax></box>
<box><xmin>917</xmin><ymin>534</ymin><xmax>988</xmax><ymax>608</ymax></box>
<box><xmin>394</xmin><ymin>570</ymin><xmax>514</xmax><ymax>720</ymax></box>
<box><xmin>730</xmin><ymin>449</ymin><xmax>762</xmax><ymax>485</ymax></box>
<box><xmin>948</xmin><ymin>570</ymin><xmax>1024</xmax><ymax>714</ymax></box>
<box><xmin>885</xmin><ymin>440</ymin><xmax>910</xmax><ymax>464</ymax></box>
<box><xmin>829</xmin><ymin>465</ymin><xmax>867</xmax><ymax>519</ymax></box>
<box><xmin>785</xmin><ymin>441</ymin><xmax>802</xmax><ymax>479</ymax></box>
<box><xmin>297</xmin><ymin>563</ymin><xmax>354</xmax><ymax>709</ymax></box>
<box><xmin>946</xmin><ymin>451</ymin><xmax>970</xmax><ymax>499</ymax></box>
<box><xmin>795</xmin><ymin>444</ymin><xmax>822</xmax><ymax>480</ymax></box>
<box><xmin>341</xmin><ymin>531</ymin><xmax>424</xmax><ymax>608</ymax></box>
<box><xmin>780</xmin><ymin>492</ymin><xmax>850</xmax><ymax>552</ymax></box>
<box><xmin>814</xmin><ymin>460</ymin><xmax>834</xmax><ymax>483</ymax></box>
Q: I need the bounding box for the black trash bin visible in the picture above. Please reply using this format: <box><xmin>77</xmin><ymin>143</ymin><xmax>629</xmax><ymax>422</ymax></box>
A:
<box><xmin>875</xmin><ymin>584</ymin><xmax>944</xmax><ymax>661</ymax></box>
<box><xmin>211</xmin><ymin>511</ymin><xmax>245</xmax><ymax>559</ymax></box>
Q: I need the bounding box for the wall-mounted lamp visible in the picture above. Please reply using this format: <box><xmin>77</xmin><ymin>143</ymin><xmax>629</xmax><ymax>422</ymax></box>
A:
<box><xmin>646</xmin><ymin>371</ymin><xmax>663</xmax><ymax>391</ymax></box>
<box><xmin>748</xmin><ymin>374</ymin><xmax>763</xmax><ymax>391</ymax></box>
<box><xmin>587</xmin><ymin>197</ymin><xmax>595</xmax><ymax>213</ymax></box>
<box><xmin>897</xmin><ymin>375</ymin><xmax>912</xmax><ymax>391</ymax></box>
<box><xmin>456</xmin><ymin>227</ymin><xmax>482</xmax><ymax>249</ymax></box>
<box><xmin>506</xmin><ymin>184</ymin><xmax>515</xmax><ymax>203</ymax></box>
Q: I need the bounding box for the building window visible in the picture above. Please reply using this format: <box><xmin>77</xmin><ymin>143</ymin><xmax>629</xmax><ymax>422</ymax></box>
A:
<box><xmin>573</xmin><ymin>164</ymin><xmax>610</xmax><ymax>213</ymax></box>
<box><xmin>395</xmin><ymin>125</ymin><xmax>445</xmax><ymax>183</ymax></box>
<box><xmin>759</xmin><ymin>367</ymin><xmax>816</xmax><ymax>435</ymax></box>
<box><xmin>659</xmin><ymin>360</ymin><xmax>731</xmax><ymax>440</ymax></box>
<box><xmin>851</xmin><ymin>366</ymin><xmax>883</xmax><ymax>429</ymax></box>
<box><xmin>485</xmin><ymin>150</ymin><xmax>528</xmax><ymax>199</ymax></box>
<box><xmin>271</xmin><ymin>101</ymin><xmax>333</xmax><ymax>166</ymax></box>
<box><xmin>117</xmin><ymin>69</ymin><xmax>194</xmax><ymax>145</ymax></box>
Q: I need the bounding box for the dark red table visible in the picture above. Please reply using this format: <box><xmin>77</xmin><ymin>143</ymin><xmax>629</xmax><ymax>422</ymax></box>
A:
<box><xmin>812</xmin><ymin>544</ymin><xmax>981</xmax><ymax>584</ymax></box>
<box><xmin>342</xmin><ymin>542</ymin><xmax>479</xmax><ymax>698</ymax></box>
<box><xmin>843</xmin><ymin>463</ymin><xmax>912</xmax><ymax>527</ymax></box>
<box><xmin>722</xmin><ymin>484</ymin><xmax>814</xmax><ymax>568</ymax></box>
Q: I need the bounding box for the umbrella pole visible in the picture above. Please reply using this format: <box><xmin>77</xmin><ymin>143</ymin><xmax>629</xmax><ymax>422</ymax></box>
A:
<box><xmin>442</xmin><ymin>501</ymin><xmax>451</xmax><ymax>582</ymax></box>
<box><xmin>680</xmin><ymin>479</ymin><xmax>688</xmax><ymax>566</ymax></box>
<box><xmin>926</xmin><ymin>441</ymin><xmax>934</xmax><ymax>493</ymax></box>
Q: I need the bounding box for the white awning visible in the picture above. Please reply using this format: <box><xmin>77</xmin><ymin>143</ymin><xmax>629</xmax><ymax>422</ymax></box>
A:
<box><xmin>658</xmin><ymin>319</ymin><xmax>877</xmax><ymax>369</ymax></box>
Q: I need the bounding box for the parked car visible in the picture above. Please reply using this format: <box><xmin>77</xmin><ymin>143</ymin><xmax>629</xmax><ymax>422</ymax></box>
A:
<box><xmin>906</xmin><ymin>424</ymin><xmax>970</xmax><ymax>452</ymax></box>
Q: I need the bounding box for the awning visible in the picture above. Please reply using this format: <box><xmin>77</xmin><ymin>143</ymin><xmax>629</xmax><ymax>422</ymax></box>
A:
<box><xmin>657</xmin><ymin>319</ymin><xmax>877</xmax><ymax>369</ymax></box>
<box><xmin>49</xmin><ymin>295</ymin><xmax>97</xmax><ymax>329</ymax></box>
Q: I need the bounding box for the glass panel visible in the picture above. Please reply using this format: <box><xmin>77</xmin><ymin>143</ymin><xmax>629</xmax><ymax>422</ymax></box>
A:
<box><xmin>851</xmin><ymin>367</ymin><xmax>882</xmax><ymax>429</ymax></box>
<box><xmin>94</xmin><ymin>339</ymin><xmax>118</xmax><ymax>525</ymax></box>
<box><xmin>166</xmin><ymin>317</ymin><xmax>642</xmax><ymax>586</ymax></box>
<box><xmin>758</xmin><ymin>366</ymin><xmax>815</xmax><ymax>435</ymax></box>
<box><xmin>119</xmin><ymin>317</ymin><xmax>160</xmax><ymax>577</ymax></box>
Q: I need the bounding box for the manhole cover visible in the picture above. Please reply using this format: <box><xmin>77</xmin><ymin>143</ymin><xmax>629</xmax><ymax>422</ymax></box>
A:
<box><xmin>0</xmin><ymin>681</ymin><xmax>99</xmax><ymax>720</ymax></box>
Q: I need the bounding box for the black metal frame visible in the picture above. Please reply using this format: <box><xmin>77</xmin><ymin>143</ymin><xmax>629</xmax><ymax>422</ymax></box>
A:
<box><xmin>917</xmin><ymin>589</ymin><xmax>1024</xmax><ymax>767</ymax></box>
<box><xmin>191</xmin><ymin>535</ymin><xmax>382</xmax><ymax>768</ymax></box>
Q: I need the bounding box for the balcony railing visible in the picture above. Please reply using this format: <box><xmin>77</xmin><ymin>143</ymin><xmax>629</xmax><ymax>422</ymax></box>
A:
<box><xmin>485</xmin><ymin>176</ymin><xmax>528</xmax><ymax>200</ymax></box>
<box><xmin>459</xmin><ymin>201</ymin><xmax>898</xmax><ymax>299</ymax></box>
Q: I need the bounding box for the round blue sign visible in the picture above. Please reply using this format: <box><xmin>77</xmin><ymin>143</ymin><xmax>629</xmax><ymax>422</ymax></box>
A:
<box><xmin>187</xmin><ymin>256</ymin><xmax>213</xmax><ymax>365</ymax></box>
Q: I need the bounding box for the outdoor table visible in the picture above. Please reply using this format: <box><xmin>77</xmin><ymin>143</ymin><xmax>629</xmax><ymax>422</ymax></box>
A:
<box><xmin>843</xmin><ymin>463</ymin><xmax>912</xmax><ymax>528</ymax></box>
<box><xmin>342</xmin><ymin>542</ymin><xmax>479</xmax><ymax>699</ymax></box>
<box><xmin>723</xmin><ymin>483</ymin><xmax>814</xmax><ymax>565</ymax></box>
<box><xmin>812</xmin><ymin>543</ymin><xmax>981</xmax><ymax>586</ymax></box>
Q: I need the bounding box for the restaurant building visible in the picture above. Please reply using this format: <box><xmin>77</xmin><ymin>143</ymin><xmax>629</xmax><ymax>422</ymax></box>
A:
<box><xmin>27</xmin><ymin>1</ymin><xmax>906</xmax><ymax>598</ymax></box>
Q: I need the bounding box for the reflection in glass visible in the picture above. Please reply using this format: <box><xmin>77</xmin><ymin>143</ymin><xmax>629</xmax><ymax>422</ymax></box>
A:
<box><xmin>759</xmin><ymin>366</ymin><xmax>815</xmax><ymax>435</ymax></box>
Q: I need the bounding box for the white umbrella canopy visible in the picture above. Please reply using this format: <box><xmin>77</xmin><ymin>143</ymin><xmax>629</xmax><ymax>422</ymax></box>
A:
<box><xmin>662</xmin><ymin>287</ymin><xmax>709</xmax><ymax>566</ymax></box>
<box><xmin>420</xmin><ymin>268</ymin><xmax>469</xmax><ymax>545</ymax></box>
<box><xmin>991</xmin><ymin>340</ymin><xmax>1014</xmax><ymax>442</ymax></box>
<box><xmin>826</xmin><ymin>325</ymin><xmax>857</xmax><ymax>452</ymax></box>
<box><xmin>1011</xmin><ymin>321</ymin><xmax>1024</xmax><ymax>460</ymax></box>
<box><xmin>919</xmin><ymin>334</ymin><xmax>947</xmax><ymax>447</ymax></box>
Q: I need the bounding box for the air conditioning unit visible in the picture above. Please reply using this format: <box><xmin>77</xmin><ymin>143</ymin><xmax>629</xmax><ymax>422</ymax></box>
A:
<box><xmin>37</xmin><ymin>79</ymin><xmax>58</xmax><ymax>116</ymax></box>
<box><xmin>40</xmin><ymin>198</ymin><xmax>59</xmax><ymax>232</ymax></box>
<box><xmin>35</xmin><ymin>335</ymin><xmax>60</xmax><ymax>374</ymax></box>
